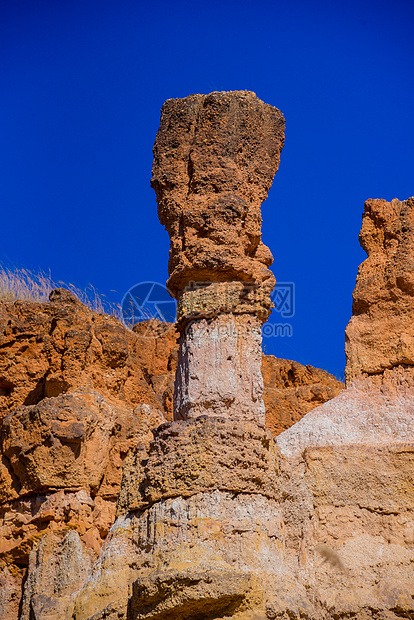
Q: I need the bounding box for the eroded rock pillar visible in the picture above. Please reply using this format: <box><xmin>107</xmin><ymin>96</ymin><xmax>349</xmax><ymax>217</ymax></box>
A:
<box><xmin>151</xmin><ymin>90</ymin><xmax>285</xmax><ymax>423</ymax></box>
<box><xmin>345</xmin><ymin>196</ymin><xmax>414</xmax><ymax>383</ymax></box>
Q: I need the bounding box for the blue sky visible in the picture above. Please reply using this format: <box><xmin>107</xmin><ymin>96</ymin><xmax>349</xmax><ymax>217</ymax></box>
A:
<box><xmin>1</xmin><ymin>0</ymin><xmax>413</xmax><ymax>378</ymax></box>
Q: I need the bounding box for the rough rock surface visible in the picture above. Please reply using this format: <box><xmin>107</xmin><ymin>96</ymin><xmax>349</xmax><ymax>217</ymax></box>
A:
<box><xmin>67</xmin><ymin>433</ymin><xmax>414</xmax><ymax>620</ymax></box>
<box><xmin>262</xmin><ymin>356</ymin><xmax>344</xmax><ymax>436</ymax></box>
<box><xmin>0</xmin><ymin>289</ymin><xmax>177</xmax><ymax>420</ymax></box>
<box><xmin>346</xmin><ymin>196</ymin><xmax>414</xmax><ymax>382</ymax></box>
<box><xmin>3</xmin><ymin>89</ymin><xmax>413</xmax><ymax>619</ymax></box>
<box><xmin>0</xmin><ymin>386</ymin><xmax>165</xmax><ymax>575</ymax></box>
<box><xmin>174</xmin><ymin>314</ymin><xmax>266</xmax><ymax>423</ymax></box>
<box><xmin>278</xmin><ymin>196</ymin><xmax>414</xmax><ymax>460</ymax></box>
<box><xmin>151</xmin><ymin>90</ymin><xmax>285</xmax><ymax>318</ymax></box>
<box><xmin>20</xmin><ymin>529</ymin><xmax>93</xmax><ymax>620</ymax></box>
<box><xmin>0</xmin><ymin>294</ymin><xmax>171</xmax><ymax>617</ymax></box>
<box><xmin>270</xmin><ymin>195</ymin><xmax>414</xmax><ymax>618</ymax></box>
<box><xmin>117</xmin><ymin>416</ymin><xmax>280</xmax><ymax>513</ymax></box>
<box><xmin>73</xmin><ymin>491</ymin><xmax>283</xmax><ymax>620</ymax></box>
<box><xmin>1</xmin><ymin>387</ymin><xmax>162</xmax><ymax>500</ymax></box>
<box><xmin>153</xmin><ymin>91</ymin><xmax>285</xmax><ymax>423</ymax></box>
<box><xmin>0</xmin><ymin>291</ymin><xmax>340</xmax><ymax>619</ymax></box>
<box><xmin>0</xmin><ymin>293</ymin><xmax>337</xmax><ymax>434</ymax></box>
<box><xmin>0</xmin><ymin>293</ymin><xmax>174</xmax><ymax>607</ymax></box>
<box><xmin>277</xmin><ymin>366</ymin><xmax>414</xmax><ymax>458</ymax></box>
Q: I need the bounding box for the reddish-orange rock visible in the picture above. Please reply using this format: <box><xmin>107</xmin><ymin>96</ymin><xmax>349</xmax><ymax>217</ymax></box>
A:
<box><xmin>262</xmin><ymin>356</ymin><xmax>344</xmax><ymax>436</ymax></box>
<box><xmin>0</xmin><ymin>293</ymin><xmax>174</xmax><ymax>588</ymax></box>
<box><xmin>0</xmin><ymin>291</ymin><xmax>340</xmax><ymax>590</ymax></box>
<box><xmin>152</xmin><ymin>91</ymin><xmax>285</xmax><ymax>424</ymax></box>
<box><xmin>151</xmin><ymin>90</ymin><xmax>285</xmax><ymax>321</ymax></box>
<box><xmin>277</xmin><ymin>196</ymin><xmax>414</xmax><ymax>462</ymax></box>
<box><xmin>0</xmin><ymin>388</ymin><xmax>166</xmax><ymax>572</ymax></box>
<box><xmin>2</xmin><ymin>90</ymin><xmax>413</xmax><ymax>616</ymax></box>
<box><xmin>345</xmin><ymin>196</ymin><xmax>414</xmax><ymax>383</ymax></box>
<box><xmin>0</xmin><ymin>293</ymin><xmax>341</xmax><ymax>436</ymax></box>
<box><xmin>117</xmin><ymin>416</ymin><xmax>280</xmax><ymax>513</ymax></box>
<box><xmin>0</xmin><ymin>289</ymin><xmax>177</xmax><ymax>421</ymax></box>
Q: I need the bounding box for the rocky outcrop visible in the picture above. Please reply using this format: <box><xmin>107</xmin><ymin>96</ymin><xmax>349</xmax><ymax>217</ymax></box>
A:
<box><xmin>3</xmin><ymin>88</ymin><xmax>413</xmax><ymax>619</ymax></box>
<box><xmin>0</xmin><ymin>387</ymin><xmax>166</xmax><ymax>607</ymax></box>
<box><xmin>278</xmin><ymin>196</ymin><xmax>414</xmax><ymax>458</ymax></box>
<box><xmin>152</xmin><ymin>91</ymin><xmax>285</xmax><ymax>423</ymax></box>
<box><xmin>0</xmin><ymin>289</ymin><xmax>177</xmax><ymax>420</ymax></box>
<box><xmin>73</xmin><ymin>491</ymin><xmax>284</xmax><ymax>620</ymax></box>
<box><xmin>117</xmin><ymin>416</ymin><xmax>280</xmax><ymax>514</ymax></box>
<box><xmin>66</xmin><ymin>425</ymin><xmax>414</xmax><ymax>620</ymax></box>
<box><xmin>151</xmin><ymin>90</ymin><xmax>285</xmax><ymax>313</ymax></box>
<box><xmin>0</xmin><ymin>288</ymin><xmax>341</xmax><ymax>619</ymax></box>
<box><xmin>345</xmin><ymin>196</ymin><xmax>414</xmax><ymax>383</ymax></box>
<box><xmin>0</xmin><ymin>296</ymin><xmax>176</xmax><ymax>553</ymax></box>
<box><xmin>277</xmin><ymin>365</ymin><xmax>414</xmax><ymax>457</ymax></box>
<box><xmin>0</xmin><ymin>295</ymin><xmax>172</xmax><ymax>618</ymax></box>
<box><xmin>274</xmin><ymin>196</ymin><xmax>414</xmax><ymax>617</ymax></box>
<box><xmin>63</xmin><ymin>96</ymin><xmax>414</xmax><ymax>620</ymax></box>
<box><xmin>72</xmin><ymin>90</ymin><xmax>294</xmax><ymax>620</ymax></box>
<box><xmin>0</xmin><ymin>290</ymin><xmax>339</xmax><ymax>433</ymax></box>
<box><xmin>262</xmin><ymin>356</ymin><xmax>344</xmax><ymax>436</ymax></box>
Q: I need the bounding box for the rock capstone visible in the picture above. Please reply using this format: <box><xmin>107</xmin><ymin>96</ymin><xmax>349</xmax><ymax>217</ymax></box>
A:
<box><xmin>152</xmin><ymin>91</ymin><xmax>285</xmax><ymax>423</ymax></box>
<box><xmin>151</xmin><ymin>90</ymin><xmax>285</xmax><ymax>313</ymax></box>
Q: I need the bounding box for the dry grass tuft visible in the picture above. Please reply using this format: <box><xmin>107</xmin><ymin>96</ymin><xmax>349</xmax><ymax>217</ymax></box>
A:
<box><xmin>0</xmin><ymin>265</ymin><xmax>121</xmax><ymax>318</ymax></box>
<box><xmin>0</xmin><ymin>266</ymin><xmax>53</xmax><ymax>303</ymax></box>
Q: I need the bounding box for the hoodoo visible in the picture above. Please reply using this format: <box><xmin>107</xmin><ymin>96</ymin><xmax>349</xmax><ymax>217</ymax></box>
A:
<box><xmin>3</xmin><ymin>94</ymin><xmax>413</xmax><ymax>620</ymax></box>
<box><xmin>151</xmin><ymin>91</ymin><xmax>285</xmax><ymax>424</ymax></box>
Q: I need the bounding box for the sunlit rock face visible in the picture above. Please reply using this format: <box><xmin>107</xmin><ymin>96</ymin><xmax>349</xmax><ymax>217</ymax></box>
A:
<box><xmin>345</xmin><ymin>196</ymin><xmax>414</xmax><ymax>383</ymax></box>
<box><xmin>151</xmin><ymin>90</ymin><xmax>285</xmax><ymax>305</ymax></box>
<box><xmin>273</xmin><ymin>195</ymin><xmax>414</xmax><ymax>620</ymax></box>
<box><xmin>70</xmin><ymin>91</ymin><xmax>293</xmax><ymax>620</ymax></box>
<box><xmin>152</xmin><ymin>90</ymin><xmax>285</xmax><ymax>422</ymax></box>
<box><xmin>278</xmin><ymin>195</ymin><xmax>414</xmax><ymax>459</ymax></box>
<box><xmin>5</xmin><ymin>92</ymin><xmax>414</xmax><ymax>620</ymax></box>
<box><xmin>174</xmin><ymin>314</ymin><xmax>265</xmax><ymax>424</ymax></box>
<box><xmin>0</xmin><ymin>291</ymin><xmax>342</xmax><ymax>620</ymax></box>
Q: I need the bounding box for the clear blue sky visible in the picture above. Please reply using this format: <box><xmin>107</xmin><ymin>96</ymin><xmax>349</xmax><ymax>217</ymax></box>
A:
<box><xmin>1</xmin><ymin>0</ymin><xmax>413</xmax><ymax>378</ymax></box>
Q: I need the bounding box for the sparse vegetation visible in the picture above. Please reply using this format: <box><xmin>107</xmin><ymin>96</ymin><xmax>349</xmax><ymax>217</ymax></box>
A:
<box><xmin>0</xmin><ymin>264</ymin><xmax>121</xmax><ymax>318</ymax></box>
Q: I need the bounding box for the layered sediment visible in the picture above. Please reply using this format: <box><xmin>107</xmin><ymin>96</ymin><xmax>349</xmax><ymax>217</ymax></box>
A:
<box><xmin>152</xmin><ymin>90</ymin><xmax>285</xmax><ymax>422</ymax></box>
<box><xmin>90</xmin><ymin>90</ymin><xmax>290</xmax><ymax>620</ymax></box>
<box><xmin>1</xmin><ymin>91</ymin><xmax>413</xmax><ymax>619</ymax></box>
<box><xmin>279</xmin><ymin>196</ymin><xmax>414</xmax><ymax>459</ymax></box>
<box><xmin>0</xmin><ymin>287</ymin><xmax>340</xmax><ymax>615</ymax></box>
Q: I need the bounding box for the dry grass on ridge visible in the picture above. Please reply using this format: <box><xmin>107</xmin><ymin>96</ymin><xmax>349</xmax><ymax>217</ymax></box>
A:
<box><xmin>0</xmin><ymin>265</ymin><xmax>121</xmax><ymax>318</ymax></box>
